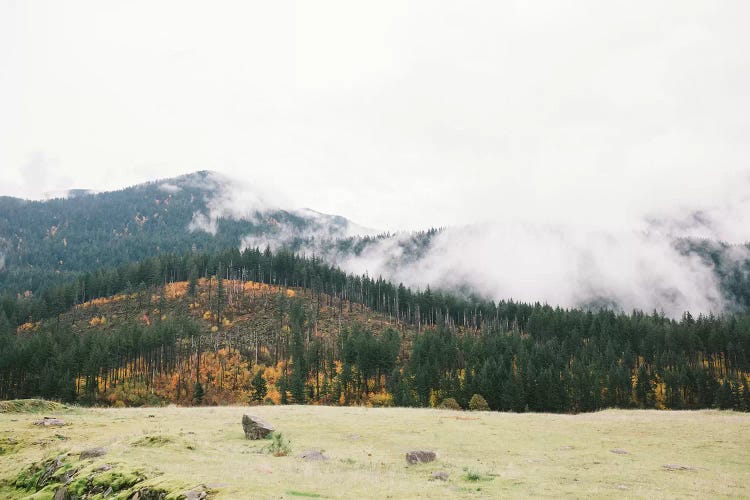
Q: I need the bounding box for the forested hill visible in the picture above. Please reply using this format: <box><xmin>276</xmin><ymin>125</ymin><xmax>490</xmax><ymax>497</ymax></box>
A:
<box><xmin>0</xmin><ymin>171</ymin><xmax>368</xmax><ymax>294</ymax></box>
<box><xmin>1</xmin><ymin>247</ymin><xmax>749</xmax><ymax>412</ymax></box>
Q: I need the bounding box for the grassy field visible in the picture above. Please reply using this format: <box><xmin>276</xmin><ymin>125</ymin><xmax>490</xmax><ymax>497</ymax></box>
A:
<box><xmin>1</xmin><ymin>402</ymin><xmax>749</xmax><ymax>499</ymax></box>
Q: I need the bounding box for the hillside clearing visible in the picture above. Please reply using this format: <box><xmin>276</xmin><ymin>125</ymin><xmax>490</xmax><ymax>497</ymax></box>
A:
<box><xmin>1</xmin><ymin>405</ymin><xmax>748</xmax><ymax>498</ymax></box>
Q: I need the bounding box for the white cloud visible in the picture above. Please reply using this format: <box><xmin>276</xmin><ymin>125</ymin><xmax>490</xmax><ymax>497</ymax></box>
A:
<box><xmin>1</xmin><ymin>1</ymin><xmax>749</xmax><ymax>314</ymax></box>
<box><xmin>334</xmin><ymin>221</ymin><xmax>737</xmax><ymax>317</ymax></box>
<box><xmin>158</xmin><ymin>182</ymin><xmax>181</xmax><ymax>193</ymax></box>
<box><xmin>2</xmin><ymin>1</ymin><xmax>747</xmax><ymax>232</ymax></box>
<box><xmin>184</xmin><ymin>171</ymin><xmax>281</xmax><ymax>235</ymax></box>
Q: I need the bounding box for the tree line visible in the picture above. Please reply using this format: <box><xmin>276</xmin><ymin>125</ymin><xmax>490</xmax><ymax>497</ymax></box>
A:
<box><xmin>0</xmin><ymin>246</ymin><xmax>749</xmax><ymax>412</ymax></box>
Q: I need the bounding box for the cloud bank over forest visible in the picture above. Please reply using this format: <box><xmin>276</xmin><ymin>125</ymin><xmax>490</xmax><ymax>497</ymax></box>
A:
<box><xmin>189</xmin><ymin>169</ymin><xmax>749</xmax><ymax>317</ymax></box>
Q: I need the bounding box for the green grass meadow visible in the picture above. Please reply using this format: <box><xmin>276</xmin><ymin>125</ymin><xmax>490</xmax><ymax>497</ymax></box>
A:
<box><xmin>1</xmin><ymin>403</ymin><xmax>748</xmax><ymax>498</ymax></box>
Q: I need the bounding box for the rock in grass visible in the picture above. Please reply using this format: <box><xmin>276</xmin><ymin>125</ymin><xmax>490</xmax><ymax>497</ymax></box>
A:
<box><xmin>298</xmin><ymin>450</ymin><xmax>328</xmax><ymax>461</ymax></box>
<box><xmin>406</xmin><ymin>450</ymin><xmax>436</xmax><ymax>464</ymax></box>
<box><xmin>80</xmin><ymin>447</ymin><xmax>107</xmax><ymax>459</ymax></box>
<box><xmin>610</xmin><ymin>448</ymin><xmax>629</xmax><ymax>455</ymax></box>
<box><xmin>431</xmin><ymin>471</ymin><xmax>449</xmax><ymax>481</ymax></box>
<box><xmin>184</xmin><ymin>487</ymin><xmax>209</xmax><ymax>500</ymax></box>
<box><xmin>34</xmin><ymin>417</ymin><xmax>66</xmax><ymax>427</ymax></box>
<box><xmin>53</xmin><ymin>487</ymin><xmax>70</xmax><ymax>500</ymax></box>
<box><xmin>242</xmin><ymin>414</ymin><xmax>274</xmax><ymax>440</ymax></box>
<box><xmin>663</xmin><ymin>464</ymin><xmax>697</xmax><ymax>471</ymax></box>
<box><xmin>37</xmin><ymin>455</ymin><xmax>64</xmax><ymax>489</ymax></box>
<box><xmin>131</xmin><ymin>487</ymin><xmax>167</xmax><ymax>500</ymax></box>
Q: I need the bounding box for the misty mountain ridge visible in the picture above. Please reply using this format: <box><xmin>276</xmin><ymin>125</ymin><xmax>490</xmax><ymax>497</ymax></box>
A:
<box><xmin>0</xmin><ymin>170</ymin><xmax>376</xmax><ymax>292</ymax></box>
<box><xmin>1</xmin><ymin>171</ymin><xmax>749</xmax><ymax>317</ymax></box>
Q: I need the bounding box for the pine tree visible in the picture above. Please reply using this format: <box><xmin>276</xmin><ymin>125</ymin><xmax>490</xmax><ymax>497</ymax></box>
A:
<box><xmin>192</xmin><ymin>381</ymin><xmax>204</xmax><ymax>405</ymax></box>
<box><xmin>635</xmin><ymin>365</ymin><xmax>654</xmax><ymax>408</ymax></box>
<box><xmin>187</xmin><ymin>265</ymin><xmax>199</xmax><ymax>297</ymax></box>
<box><xmin>251</xmin><ymin>369</ymin><xmax>268</xmax><ymax>403</ymax></box>
<box><xmin>215</xmin><ymin>268</ymin><xmax>225</xmax><ymax>326</ymax></box>
<box><xmin>716</xmin><ymin>378</ymin><xmax>735</xmax><ymax>409</ymax></box>
<box><xmin>279</xmin><ymin>376</ymin><xmax>289</xmax><ymax>405</ymax></box>
<box><xmin>290</xmin><ymin>300</ymin><xmax>306</xmax><ymax>403</ymax></box>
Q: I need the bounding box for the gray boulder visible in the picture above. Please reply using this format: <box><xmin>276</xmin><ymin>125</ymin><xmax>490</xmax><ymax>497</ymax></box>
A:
<box><xmin>80</xmin><ymin>447</ymin><xmax>107</xmax><ymax>459</ymax></box>
<box><xmin>663</xmin><ymin>464</ymin><xmax>697</xmax><ymax>471</ymax></box>
<box><xmin>298</xmin><ymin>450</ymin><xmax>328</xmax><ymax>461</ymax></box>
<box><xmin>242</xmin><ymin>414</ymin><xmax>274</xmax><ymax>440</ymax></box>
<box><xmin>34</xmin><ymin>417</ymin><xmax>66</xmax><ymax>427</ymax></box>
<box><xmin>184</xmin><ymin>487</ymin><xmax>208</xmax><ymax>500</ymax></box>
<box><xmin>53</xmin><ymin>487</ymin><xmax>70</xmax><ymax>500</ymax></box>
<box><xmin>37</xmin><ymin>455</ymin><xmax>64</xmax><ymax>489</ymax></box>
<box><xmin>406</xmin><ymin>450</ymin><xmax>436</xmax><ymax>464</ymax></box>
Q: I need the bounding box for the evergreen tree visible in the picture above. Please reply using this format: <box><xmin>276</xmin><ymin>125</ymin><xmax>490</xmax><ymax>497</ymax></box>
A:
<box><xmin>251</xmin><ymin>369</ymin><xmax>268</xmax><ymax>403</ymax></box>
<box><xmin>635</xmin><ymin>365</ymin><xmax>654</xmax><ymax>408</ymax></box>
<box><xmin>187</xmin><ymin>266</ymin><xmax>199</xmax><ymax>297</ymax></box>
<box><xmin>192</xmin><ymin>381</ymin><xmax>204</xmax><ymax>405</ymax></box>
<box><xmin>215</xmin><ymin>269</ymin><xmax>225</xmax><ymax>326</ymax></box>
<box><xmin>289</xmin><ymin>300</ymin><xmax>307</xmax><ymax>403</ymax></box>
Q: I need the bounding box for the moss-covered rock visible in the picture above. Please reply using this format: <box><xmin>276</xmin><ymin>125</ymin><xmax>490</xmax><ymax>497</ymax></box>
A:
<box><xmin>132</xmin><ymin>435</ymin><xmax>174</xmax><ymax>447</ymax></box>
<box><xmin>91</xmin><ymin>470</ymin><xmax>145</xmax><ymax>492</ymax></box>
<box><xmin>0</xmin><ymin>399</ymin><xmax>68</xmax><ymax>414</ymax></box>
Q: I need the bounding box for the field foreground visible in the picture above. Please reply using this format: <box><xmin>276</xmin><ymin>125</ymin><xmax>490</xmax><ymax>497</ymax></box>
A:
<box><xmin>1</xmin><ymin>404</ymin><xmax>749</xmax><ymax>499</ymax></box>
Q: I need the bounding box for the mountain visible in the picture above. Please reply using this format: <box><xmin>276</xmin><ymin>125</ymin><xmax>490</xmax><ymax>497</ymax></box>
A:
<box><xmin>0</xmin><ymin>171</ymin><xmax>370</xmax><ymax>294</ymax></box>
<box><xmin>1</xmin><ymin>171</ymin><xmax>749</xmax><ymax>315</ymax></box>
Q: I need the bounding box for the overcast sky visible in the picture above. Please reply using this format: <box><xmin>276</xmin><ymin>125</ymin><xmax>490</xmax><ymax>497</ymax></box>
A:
<box><xmin>2</xmin><ymin>1</ymin><xmax>749</xmax><ymax>235</ymax></box>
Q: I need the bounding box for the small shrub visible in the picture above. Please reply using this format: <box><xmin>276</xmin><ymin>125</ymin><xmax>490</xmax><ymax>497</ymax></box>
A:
<box><xmin>438</xmin><ymin>397</ymin><xmax>462</xmax><ymax>410</ymax></box>
<box><xmin>463</xmin><ymin>469</ymin><xmax>482</xmax><ymax>482</ymax></box>
<box><xmin>368</xmin><ymin>392</ymin><xmax>394</xmax><ymax>408</ymax></box>
<box><xmin>468</xmin><ymin>394</ymin><xmax>490</xmax><ymax>411</ymax></box>
<box><xmin>264</xmin><ymin>432</ymin><xmax>292</xmax><ymax>457</ymax></box>
<box><xmin>429</xmin><ymin>389</ymin><xmax>443</xmax><ymax>408</ymax></box>
<box><xmin>68</xmin><ymin>477</ymin><xmax>89</xmax><ymax>497</ymax></box>
<box><xmin>462</xmin><ymin>467</ymin><xmax>493</xmax><ymax>482</ymax></box>
<box><xmin>14</xmin><ymin>468</ymin><xmax>42</xmax><ymax>491</ymax></box>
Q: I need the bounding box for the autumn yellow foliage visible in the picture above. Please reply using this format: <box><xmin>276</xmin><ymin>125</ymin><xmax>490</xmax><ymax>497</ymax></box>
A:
<box><xmin>366</xmin><ymin>391</ymin><xmax>394</xmax><ymax>407</ymax></box>
<box><xmin>164</xmin><ymin>281</ymin><xmax>188</xmax><ymax>299</ymax></box>
<box><xmin>80</xmin><ymin>294</ymin><xmax>127</xmax><ymax>308</ymax></box>
<box><xmin>89</xmin><ymin>316</ymin><xmax>107</xmax><ymax>327</ymax></box>
<box><xmin>16</xmin><ymin>322</ymin><xmax>40</xmax><ymax>333</ymax></box>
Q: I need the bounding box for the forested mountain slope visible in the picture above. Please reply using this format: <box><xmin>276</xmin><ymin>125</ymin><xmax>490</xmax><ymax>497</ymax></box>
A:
<box><xmin>1</xmin><ymin>247</ymin><xmax>748</xmax><ymax>412</ymax></box>
<box><xmin>0</xmin><ymin>171</ymin><xmax>367</xmax><ymax>294</ymax></box>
